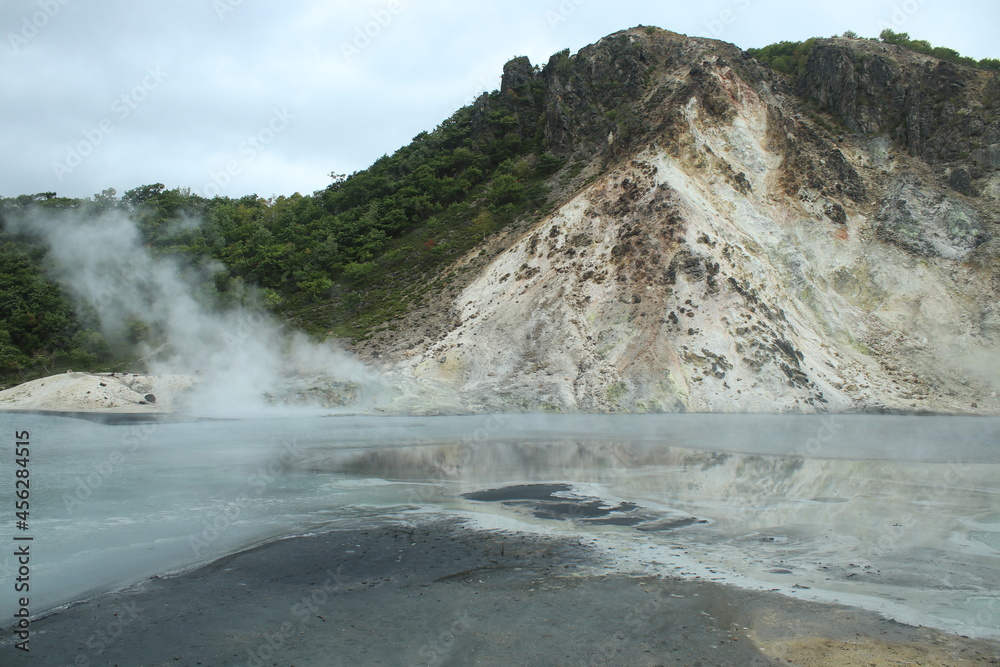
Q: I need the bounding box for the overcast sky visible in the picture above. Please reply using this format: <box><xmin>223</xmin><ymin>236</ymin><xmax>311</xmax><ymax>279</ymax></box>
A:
<box><xmin>2</xmin><ymin>0</ymin><xmax>997</xmax><ymax>201</ymax></box>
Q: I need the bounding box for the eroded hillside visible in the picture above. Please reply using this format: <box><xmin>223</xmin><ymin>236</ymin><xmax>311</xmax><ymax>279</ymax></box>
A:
<box><xmin>367</xmin><ymin>28</ymin><xmax>1000</xmax><ymax>414</ymax></box>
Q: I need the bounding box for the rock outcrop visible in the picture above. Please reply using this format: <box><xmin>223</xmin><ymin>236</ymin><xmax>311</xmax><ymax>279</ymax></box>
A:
<box><xmin>373</xmin><ymin>28</ymin><xmax>1000</xmax><ymax>414</ymax></box>
<box><xmin>797</xmin><ymin>39</ymin><xmax>1000</xmax><ymax>166</ymax></box>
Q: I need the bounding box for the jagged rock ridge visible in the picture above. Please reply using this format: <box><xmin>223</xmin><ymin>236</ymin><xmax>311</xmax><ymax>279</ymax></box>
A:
<box><xmin>372</xmin><ymin>27</ymin><xmax>1000</xmax><ymax>414</ymax></box>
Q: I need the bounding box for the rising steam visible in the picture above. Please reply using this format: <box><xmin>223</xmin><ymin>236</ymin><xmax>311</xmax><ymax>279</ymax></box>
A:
<box><xmin>8</xmin><ymin>207</ymin><xmax>386</xmax><ymax>416</ymax></box>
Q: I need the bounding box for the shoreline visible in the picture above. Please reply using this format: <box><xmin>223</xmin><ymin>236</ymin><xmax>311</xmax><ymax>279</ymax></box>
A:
<box><xmin>1</xmin><ymin>371</ymin><xmax>998</xmax><ymax>418</ymax></box>
<box><xmin>0</xmin><ymin>408</ymin><xmax>196</xmax><ymax>424</ymax></box>
<box><xmin>5</xmin><ymin>519</ymin><xmax>998</xmax><ymax>666</ymax></box>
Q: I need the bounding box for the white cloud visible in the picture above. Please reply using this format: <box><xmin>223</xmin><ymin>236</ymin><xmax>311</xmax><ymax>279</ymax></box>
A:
<box><xmin>1</xmin><ymin>0</ymin><xmax>996</xmax><ymax>199</ymax></box>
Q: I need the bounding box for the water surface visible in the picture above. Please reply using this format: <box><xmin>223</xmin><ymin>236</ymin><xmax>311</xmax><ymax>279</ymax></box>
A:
<box><xmin>1</xmin><ymin>412</ymin><xmax>997</xmax><ymax>639</ymax></box>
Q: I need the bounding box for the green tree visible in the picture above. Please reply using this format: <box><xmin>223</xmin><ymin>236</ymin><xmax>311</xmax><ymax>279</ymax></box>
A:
<box><xmin>879</xmin><ymin>29</ymin><xmax>909</xmax><ymax>45</ymax></box>
<box><xmin>488</xmin><ymin>174</ymin><xmax>525</xmax><ymax>207</ymax></box>
<box><xmin>472</xmin><ymin>210</ymin><xmax>495</xmax><ymax>241</ymax></box>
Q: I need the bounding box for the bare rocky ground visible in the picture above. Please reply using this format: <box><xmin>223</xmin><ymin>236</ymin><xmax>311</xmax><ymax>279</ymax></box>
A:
<box><xmin>10</xmin><ymin>520</ymin><xmax>1000</xmax><ymax>666</ymax></box>
<box><xmin>354</xmin><ymin>29</ymin><xmax>1000</xmax><ymax>417</ymax></box>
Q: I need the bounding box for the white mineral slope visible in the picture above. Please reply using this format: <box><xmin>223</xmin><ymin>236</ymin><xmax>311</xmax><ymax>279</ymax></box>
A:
<box><xmin>0</xmin><ymin>372</ymin><xmax>196</xmax><ymax>413</ymax></box>
<box><xmin>395</xmin><ymin>56</ymin><xmax>999</xmax><ymax>414</ymax></box>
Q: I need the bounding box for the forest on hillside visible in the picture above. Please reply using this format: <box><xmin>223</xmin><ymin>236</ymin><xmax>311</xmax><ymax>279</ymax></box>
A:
<box><xmin>0</xmin><ymin>84</ymin><xmax>565</xmax><ymax>383</ymax></box>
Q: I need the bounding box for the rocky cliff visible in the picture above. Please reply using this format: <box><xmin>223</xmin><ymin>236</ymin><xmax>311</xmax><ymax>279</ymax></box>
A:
<box><xmin>369</xmin><ymin>27</ymin><xmax>1000</xmax><ymax>414</ymax></box>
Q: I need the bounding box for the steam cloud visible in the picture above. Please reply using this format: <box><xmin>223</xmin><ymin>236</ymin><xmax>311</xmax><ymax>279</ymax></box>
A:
<box><xmin>9</xmin><ymin>207</ymin><xmax>386</xmax><ymax>416</ymax></box>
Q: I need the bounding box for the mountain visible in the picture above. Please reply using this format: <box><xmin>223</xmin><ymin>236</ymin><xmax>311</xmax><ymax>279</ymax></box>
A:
<box><xmin>359</xmin><ymin>27</ymin><xmax>1000</xmax><ymax>414</ymax></box>
<box><xmin>2</xmin><ymin>27</ymin><xmax>997</xmax><ymax>415</ymax></box>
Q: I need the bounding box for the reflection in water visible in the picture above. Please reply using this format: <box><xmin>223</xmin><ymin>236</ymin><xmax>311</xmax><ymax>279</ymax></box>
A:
<box><xmin>301</xmin><ymin>434</ymin><xmax>1000</xmax><ymax>639</ymax></box>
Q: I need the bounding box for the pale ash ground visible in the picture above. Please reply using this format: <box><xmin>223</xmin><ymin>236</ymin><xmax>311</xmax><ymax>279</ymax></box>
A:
<box><xmin>0</xmin><ymin>371</ymin><xmax>194</xmax><ymax>413</ymax></box>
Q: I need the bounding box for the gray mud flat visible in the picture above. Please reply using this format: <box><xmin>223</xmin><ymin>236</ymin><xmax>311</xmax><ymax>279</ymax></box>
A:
<box><xmin>12</xmin><ymin>520</ymin><xmax>1000</xmax><ymax>666</ymax></box>
<box><xmin>461</xmin><ymin>483</ymin><xmax>708</xmax><ymax>530</ymax></box>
